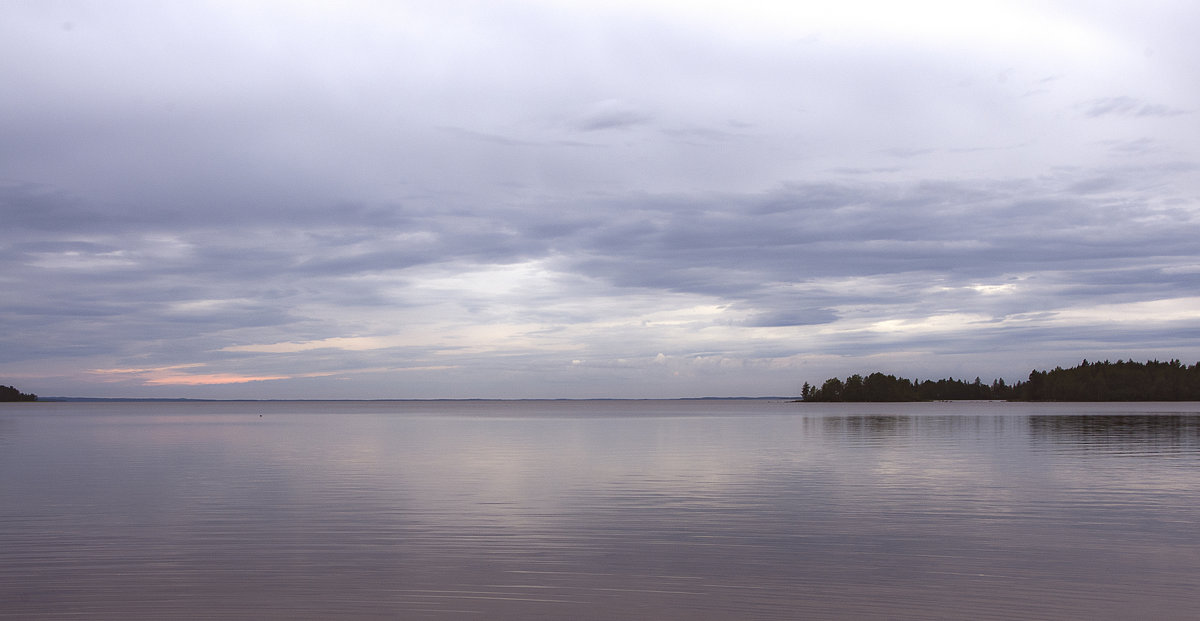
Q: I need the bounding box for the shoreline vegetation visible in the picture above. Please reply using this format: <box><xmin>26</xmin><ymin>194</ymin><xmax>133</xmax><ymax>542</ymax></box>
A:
<box><xmin>801</xmin><ymin>359</ymin><xmax>1200</xmax><ymax>402</ymax></box>
<box><xmin>0</xmin><ymin>385</ymin><xmax>38</xmax><ymax>402</ymax></box>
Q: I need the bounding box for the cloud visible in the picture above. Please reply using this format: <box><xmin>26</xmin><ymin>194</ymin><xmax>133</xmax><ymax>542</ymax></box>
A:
<box><xmin>4</xmin><ymin>162</ymin><xmax>1199</xmax><ymax>396</ymax></box>
<box><xmin>1080</xmin><ymin>96</ymin><xmax>1190</xmax><ymax>118</ymax></box>
<box><xmin>437</xmin><ymin>126</ymin><xmax>542</xmax><ymax>147</ymax></box>
<box><xmin>220</xmin><ymin>337</ymin><xmax>396</xmax><ymax>354</ymax></box>
<box><xmin>87</xmin><ymin>364</ymin><xmax>294</xmax><ymax>386</ymax></box>
<box><xmin>742</xmin><ymin>309</ymin><xmax>839</xmax><ymax>328</ymax></box>
<box><xmin>571</xmin><ymin>99</ymin><xmax>654</xmax><ymax>131</ymax></box>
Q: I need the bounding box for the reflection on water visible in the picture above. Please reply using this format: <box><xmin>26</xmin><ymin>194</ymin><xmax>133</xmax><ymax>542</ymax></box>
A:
<box><xmin>823</xmin><ymin>410</ymin><xmax>1200</xmax><ymax>454</ymax></box>
<box><xmin>1029</xmin><ymin>414</ymin><xmax>1200</xmax><ymax>453</ymax></box>
<box><xmin>1</xmin><ymin>400</ymin><xmax>1199</xmax><ymax>620</ymax></box>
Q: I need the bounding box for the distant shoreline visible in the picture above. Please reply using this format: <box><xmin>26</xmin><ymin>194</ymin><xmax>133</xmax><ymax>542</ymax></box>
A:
<box><xmin>33</xmin><ymin>396</ymin><xmax>797</xmax><ymax>403</ymax></box>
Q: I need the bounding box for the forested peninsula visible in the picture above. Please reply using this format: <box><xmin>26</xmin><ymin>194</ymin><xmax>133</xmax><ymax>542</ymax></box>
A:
<box><xmin>0</xmin><ymin>385</ymin><xmax>38</xmax><ymax>402</ymax></box>
<box><xmin>802</xmin><ymin>359</ymin><xmax>1200</xmax><ymax>402</ymax></box>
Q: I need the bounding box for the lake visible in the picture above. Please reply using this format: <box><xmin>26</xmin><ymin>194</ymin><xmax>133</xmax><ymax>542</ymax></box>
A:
<box><xmin>2</xmin><ymin>400</ymin><xmax>1198</xmax><ymax>619</ymax></box>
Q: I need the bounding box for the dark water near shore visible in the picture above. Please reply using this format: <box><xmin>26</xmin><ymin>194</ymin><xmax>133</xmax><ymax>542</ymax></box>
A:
<box><xmin>2</xmin><ymin>400</ymin><xmax>1199</xmax><ymax>619</ymax></box>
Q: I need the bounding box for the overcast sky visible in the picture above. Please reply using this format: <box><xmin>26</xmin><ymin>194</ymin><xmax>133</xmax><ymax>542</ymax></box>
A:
<box><xmin>3</xmin><ymin>0</ymin><xmax>1198</xmax><ymax>398</ymax></box>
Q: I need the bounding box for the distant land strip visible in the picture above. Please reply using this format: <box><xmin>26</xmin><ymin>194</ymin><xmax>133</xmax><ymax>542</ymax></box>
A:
<box><xmin>6</xmin><ymin>359</ymin><xmax>1200</xmax><ymax>403</ymax></box>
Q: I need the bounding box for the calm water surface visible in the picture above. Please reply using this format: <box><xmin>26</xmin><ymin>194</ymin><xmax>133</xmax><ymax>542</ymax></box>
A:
<box><xmin>2</xmin><ymin>400</ymin><xmax>1198</xmax><ymax>619</ymax></box>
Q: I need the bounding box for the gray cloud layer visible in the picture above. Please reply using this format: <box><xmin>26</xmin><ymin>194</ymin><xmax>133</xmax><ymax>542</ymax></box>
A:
<box><xmin>2</xmin><ymin>1</ymin><xmax>1198</xmax><ymax>397</ymax></box>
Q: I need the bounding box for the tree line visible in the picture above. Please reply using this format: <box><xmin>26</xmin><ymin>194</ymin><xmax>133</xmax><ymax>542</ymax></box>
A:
<box><xmin>801</xmin><ymin>359</ymin><xmax>1200</xmax><ymax>402</ymax></box>
<box><xmin>0</xmin><ymin>385</ymin><xmax>38</xmax><ymax>402</ymax></box>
